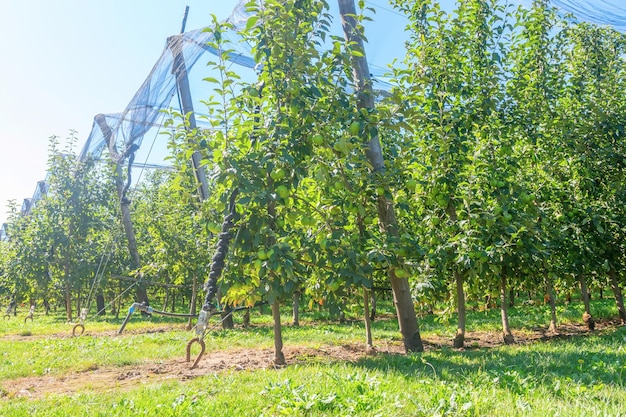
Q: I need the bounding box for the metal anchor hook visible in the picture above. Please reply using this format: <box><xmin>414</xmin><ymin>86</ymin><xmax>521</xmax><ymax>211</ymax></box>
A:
<box><xmin>24</xmin><ymin>305</ymin><xmax>35</xmax><ymax>323</ymax></box>
<box><xmin>72</xmin><ymin>323</ymin><xmax>85</xmax><ymax>337</ymax></box>
<box><xmin>186</xmin><ymin>338</ymin><xmax>206</xmax><ymax>369</ymax></box>
<box><xmin>72</xmin><ymin>308</ymin><xmax>88</xmax><ymax>337</ymax></box>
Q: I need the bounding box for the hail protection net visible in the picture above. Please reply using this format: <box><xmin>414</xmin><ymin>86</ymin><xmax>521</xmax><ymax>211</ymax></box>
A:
<box><xmin>552</xmin><ymin>0</ymin><xmax>626</xmax><ymax>32</ymax></box>
<box><xmin>76</xmin><ymin>0</ymin><xmax>626</xmax><ymax>166</ymax></box>
<box><xmin>78</xmin><ymin>0</ymin><xmax>255</xmax><ymax>164</ymax></box>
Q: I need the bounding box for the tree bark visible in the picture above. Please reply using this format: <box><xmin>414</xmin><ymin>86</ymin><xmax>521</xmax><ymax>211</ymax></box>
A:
<box><xmin>363</xmin><ymin>287</ymin><xmax>375</xmax><ymax>353</ymax></box>
<box><xmin>96</xmin><ymin>293</ymin><xmax>105</xmax><ymax>316</ymax></box>
<box><xmin>187</xmin><ymin>275</ymin><xmax>198</xmax><ymax>330</ymax></box>
<box><xmin>338</xmin><ymin>0</ymin><xmax>422</xmax><ymax>353</ymax></box>
<box><xmin>96</xmin><ymin>114</ymin><xmax>148</xmax><ymax>308</ymax></box>
<box><xmin>121</xmin><ymin>204</ymin><xmax>148</xmax><ymax>306</ymax></box>
<box><xmin>272</xmin><ymin>301</ymin><xmax>285</xmax><ymax>365</ymax></box>
<box><xmin>369</xmin><ymin>291</ymin><xmax>377</xmax><ymax>322</ymax></box>
<box><xmin>579</xmin><ymin>274</ymin><xmax>595</xmax><ymax>330</ymax></box>
<box><xmin>64</xmin><ymin>252</ymin><xmax>72</xmax><ymax>322</ymax></box>
<box><xmin>292</xmin><ymin>290</ymin><xmax>300</xmax><ymax>326</ymax></box>
<box><xmin>546</xmin><ymin>277</ymin><xmax>558</xmax><ymax>333</ymax></box>
<box><xmin>609</xmin><ymin>267</ymin><xmax>626</xmax><ymax>325</ymax></box>
<box><xmin>64</xmin><ymin>281</ymin><xmax>72</xmax><ymax>322</ymax></box>
<box><xmin>162</xmin><ymin>289</ymin><xmax>169</xmax><ymax>312</ymax></box>
<box><xmin>500</xmin><ymin>270</ymin><xmax>515</xmax><ymax>344</ymax></box>
<box><xmin>221</xmin><ymin>305</ymin><xmax>234</xmax><ymax>329</ymax></box>
<box><xmin>579</xmin><ymin>274</ymin><xmax>591</xmax><ymax>313</ymax></box>
<box><xmin>453</xmin><ymin>270</ymin><xmax>466</xmax><ymax>348</ymax></box>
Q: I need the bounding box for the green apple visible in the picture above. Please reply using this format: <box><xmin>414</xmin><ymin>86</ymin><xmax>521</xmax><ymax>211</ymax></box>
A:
<box><xmin>276</xmin><ymin>185</ymin><xmax>290</xmax><ymax>199</ymax></box>
<box><xmin>333</xmin><ymin>140</ymin><xmax>349</xmax><ymax>154</ymax></box>
<box><xmin>312</xmin><ymin>134</ymin><xmax>324</xmax><ymax>145</ymax></box>
<box><xmin>270</xmin><ymin>168</ymin><xmax>287</xmax><ymax>181</ymax></box>
<box><xmin>349</xmin><ymin>121</ymin><xmax>360</xmax><ymax>135</ymax></box>
<box><xmin>248</xmin><ymin>86</ymin><xmax>259</xmax><ymax>97</ymax></box>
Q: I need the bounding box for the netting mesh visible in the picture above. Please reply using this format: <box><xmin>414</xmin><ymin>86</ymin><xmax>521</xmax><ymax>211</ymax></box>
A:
<box><xmin>552</xmin><ymin>0</ymin><xmax>626</xmax><ymax>32</ymax></box>
<box><xmin>77</xmin><ymin>0</ymin><xmax>626</xmax><ymax>164</ymax></box>
<box><xmin>78</xmin><ymin>0</ymin><xmax>254</xmax><ymax>163</ymax></box>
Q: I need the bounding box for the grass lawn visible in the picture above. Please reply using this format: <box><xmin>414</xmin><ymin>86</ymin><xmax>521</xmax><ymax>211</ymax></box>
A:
<box><xmin>0</xmin><ymin>298</ymin><xmax>625</xmax><ymax>416</ymax></box>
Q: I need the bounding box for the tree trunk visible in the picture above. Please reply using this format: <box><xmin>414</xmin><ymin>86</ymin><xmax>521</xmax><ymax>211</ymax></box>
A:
<box><xmin>162</xmin><ymin>289</ymin><xmax>169</xmax><ymax>312</ymax></box>
<box><xmin>115</xmin><ymin>283</ymin><xmax>122</xmax><ymax>319</ymax></box>
<box><xmin>292</xmin><ymin>290</ymin><xmax>300</xmax><ymax>326</ymax></box>
<box><xmin>221</xmin><ymin>305</ymin><xmax>234</xmax><ymax>329</ymax></box>
<box><xmin>500</xmin><ymin>271</ymin><xmax>515</xmax><ymax>344</ymax></box>
<box><xmin>579</xmin><ymin>274</ymin><xmax>595</xmax><ymax>330</ymax></box>
<box><xmin>363</xmin><ymin>287</ymin><xmax>375</xmax><ymax>353</ymax></box>
<box><xmin>187</xmin><ymin>275</ymin><xmax>198</xmax><ymax>330</ymax></box>
<box><xmin>546</xmin><ymin>277</ymin><xmax>558</xmax><ymax>333</ymax></box>
<box><xmin>64</xmin><ymin>280</ymin><xmax>72</xmax><ymax>322</ymax></box>
<box><xmin>121</xmin><ymin>204</ymin><xmax>148</xmax><ymax>305</ymax></box>
<box><xmin>271</xmin><ymin>301</ymin><xmax>285</xmax><ymax>365</ymax></box>
<box><xmin>243</xmin><ymin>309</ymin><xmax>251</xmax><ymax>327</ymax></box>
<box><xmin>64</xmin><ymin>253</ymin><xmax>73</xmax><ymax>322</ymax></box>
<box><xmin>98</xmin><ymin>110</ymin><xmax>148</xmax><ymax>308</ymax></box>
<box><xmin>369</xmin><ymin>291</ymin><xmax>377</xmax><ymax>322</ymax></box>
<box><xmin>338</xmin><ymin>0</ymin><xmax>422</xmax><ymax>353</ymax></box>
<box><xmin>609</xmin><ymin>267</ymin><xmax>626</xmax><ymax>325</ymax></box>
<box><xmin>453</xmin><ymin>270</ymin><xmax>466</xmax><ymax>348</ymax></box>
<box><xmin>96</xmin><ymin>293</ymin><xmax>105</xmax><ymax>316</ymax></box>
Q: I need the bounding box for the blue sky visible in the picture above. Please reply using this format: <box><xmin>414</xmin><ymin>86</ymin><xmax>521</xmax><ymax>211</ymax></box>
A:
<box><xmin>0</xmin><ymin>1</ymin><xmax>239</xmax><ymax>224</ymax></box>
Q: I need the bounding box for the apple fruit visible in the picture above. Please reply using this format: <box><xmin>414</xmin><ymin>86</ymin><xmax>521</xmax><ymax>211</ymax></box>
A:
<box><xmin>276</xmin><ymin>185</ymin><xmax>290</xmax><ymax>199</ymax></box>
<box><xmin>349</xmin><ymin>121</ymin><xmax>360</xmax><ymax>135</ymax></box>
<box><xmin>312</xmin><ymin>134</ymin><xmax>324</xmax><ymax>145</ymax></box>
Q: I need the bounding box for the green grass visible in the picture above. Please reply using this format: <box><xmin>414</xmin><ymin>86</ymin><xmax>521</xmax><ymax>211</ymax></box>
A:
<box><xmin>1</xmin><ymin>298</ymin><xmax>625</xmax><ymax>416</ymax></box>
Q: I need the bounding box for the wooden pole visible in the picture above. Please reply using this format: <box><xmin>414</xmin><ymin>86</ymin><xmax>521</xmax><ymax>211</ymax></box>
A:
<box><xmin>96</xmin><ymin>114</ymin><xmax>148</xmax><ymax>306</ymax></box>
<box><xmin>337</xmin><ymin>0</ymin><xmax>423</xmax><ymax>352</ymax></box>
<box><xmin>168</xmin><ymin>34</ymin><xmax>210</xmax><ymax>201</ymax></box>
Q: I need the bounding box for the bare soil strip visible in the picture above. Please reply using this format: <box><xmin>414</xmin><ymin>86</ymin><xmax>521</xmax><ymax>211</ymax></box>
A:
<box><xmin>2</xmin><ymin>319</ymin><xmax>621</xmax><ymax>400</ymax></box>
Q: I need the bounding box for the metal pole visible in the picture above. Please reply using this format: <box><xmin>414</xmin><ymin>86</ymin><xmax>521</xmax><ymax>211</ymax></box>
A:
<box><xmin>168</xmin><ymin>8</ymin><xmax>210</xmax><ymax>201</ymax></box>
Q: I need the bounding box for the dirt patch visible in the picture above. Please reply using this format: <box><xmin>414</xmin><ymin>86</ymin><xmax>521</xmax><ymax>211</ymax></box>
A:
<box><xmin>423</xmin><ymin>318</ymin><xmax>623</xmax><ymax>349</ymax></box>
<box><xmin>2</xmin><ymin>319</ymin><xmax>622</xmax><ymax>400</ymax></box>
<box><xmin>0</xmin><ymin>343</ymin><xmax>401</xmax><ymax>400</ymax></box>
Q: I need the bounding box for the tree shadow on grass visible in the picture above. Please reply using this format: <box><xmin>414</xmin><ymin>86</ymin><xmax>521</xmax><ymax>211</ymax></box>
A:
<box><xmin>353</xmin><ymin>325</ymin><xmax>626</xmax><ymax>392</ymax></box>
